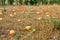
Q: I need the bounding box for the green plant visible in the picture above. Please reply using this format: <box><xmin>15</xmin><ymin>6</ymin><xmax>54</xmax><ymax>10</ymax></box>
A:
<box><xmin>51</xmin><ymin>18</ymin><xmax>60</xmax><ymax>30</ymax></box>
<box><xmin>51</xmin><ymin>18</ymin><xmax>59</xmax><ymax>24</ymax></box>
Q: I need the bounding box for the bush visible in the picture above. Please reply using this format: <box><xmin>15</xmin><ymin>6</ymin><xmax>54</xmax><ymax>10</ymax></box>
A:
<box><xmin>19</xmin><ymin>0</ymin><xmax>23</xmax><ymax>5</ymax></box>
<box><xmin>24</xmin><ymin>0</ymin><xmax>29</xmax><ymax>5</ymax></box>
<box><xmin>8</xmin><ymin>0</ymin><xmax>14</xmax><ymax>5</ymax></box>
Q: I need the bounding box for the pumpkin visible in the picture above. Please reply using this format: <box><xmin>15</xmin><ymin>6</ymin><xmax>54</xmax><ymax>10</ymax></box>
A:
<box><xmin>0</xmin><ymin>12</ymin><xmax>2</xmax><ymax>15</ymax></box>
<box><xmin>9</xmin><ymin>14</ymin><xmax>14</xmax><ymax>17</ymax></box>
<box><xmin>14</xmin><ymin>12</ymin><xmax>17</xmax><ymax>15</ymax></box>
<box><xmin>25</xmin><ymin>26</ymin><xmax>31</xmax><ymax>30</ymax></box>
<box><xmin>17</xmin><ymin>19</ymin><xmax>21</xmax><ymax>22</ymax></box>
<box><xmin>9</xmin><ymin>30</ymin><xmax>15</xmax><ymax>35</ymax></box>
<box><xmin>0</xmin><ymin>18</ymin><xmax>3</xmax><ymax>21</ymax></box>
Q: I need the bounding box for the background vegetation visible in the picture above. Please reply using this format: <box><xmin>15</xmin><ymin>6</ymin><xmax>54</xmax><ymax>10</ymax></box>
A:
<box><xmin>0</xmin><ymin>0</ymin><xmax>60</xmax><ymax>5</ymax></box>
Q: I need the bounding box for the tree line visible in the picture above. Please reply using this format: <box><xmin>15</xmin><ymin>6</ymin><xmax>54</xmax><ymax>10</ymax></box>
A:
<box><xmin>0</xmin><ymin>0</ymin><xmax>60</xmax><ymax>5</ymax></box>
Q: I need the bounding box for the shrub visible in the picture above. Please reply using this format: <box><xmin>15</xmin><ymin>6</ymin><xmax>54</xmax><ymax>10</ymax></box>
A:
<box><xmin>19</xmin><ymin>0</ymin><xmax>23</xmax><ymax>5</ymax></box>
<box><xmin>8</xmin><ymin>0</ymin><xmax>14</xmax><ymax>5</ymax></box>
<box><xmin>24</xmin><ymin>0</ymin><xmax>29</xmax><ymax>5</ymax></box>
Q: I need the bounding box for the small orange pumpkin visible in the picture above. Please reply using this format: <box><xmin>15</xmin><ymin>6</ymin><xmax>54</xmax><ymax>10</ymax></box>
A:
<box><xmin>25</xmin><ymin>26</ymin><xmax>31</xmax><ymax>30</ymax></box>
<box><xmin>9</xmin><ymin>30</ymin><xmax>15</xmax><ymax>36</ymax></box>
<box><xmin>0</xmin><ymin>18</ymin><xmax>3</xmax><ymax>21</ymax></box>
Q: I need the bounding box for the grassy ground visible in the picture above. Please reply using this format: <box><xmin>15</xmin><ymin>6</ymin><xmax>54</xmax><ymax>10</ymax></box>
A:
<box><xmin>0</xmin><ymin>5</ymin><xmax>60</xmax><ymax>40</ymax></box>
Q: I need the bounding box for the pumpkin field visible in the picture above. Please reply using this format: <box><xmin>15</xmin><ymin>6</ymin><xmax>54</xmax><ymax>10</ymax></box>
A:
<box><xmin>0</xmin><ymin>5</ymin><xmax>60</xmax><ymax>40</ymax></box>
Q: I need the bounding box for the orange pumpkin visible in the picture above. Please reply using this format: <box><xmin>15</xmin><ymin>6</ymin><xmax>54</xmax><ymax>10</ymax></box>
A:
<box><xmin>17</xmin><ymin>19</ymin><xmax>21</xmax><ymax>22</ymax></box>
<box><xmin>9</xmin><ymin>14</ymin><xmax>14</xmax><ymax>17</ymax></box>
<box><xmin>0</xmin><ymin>18</ymin><xmax>3</xmax><ymax>21</ymax></box>
<box><xmin>9</xmin><ymin>30</ymin><xmax>15</xmax><ymax>36</ymax></box>
<box><xmin>25</xmin><ymin>26</ymin><xmax>31</xmax><ymax>30</ymax></box>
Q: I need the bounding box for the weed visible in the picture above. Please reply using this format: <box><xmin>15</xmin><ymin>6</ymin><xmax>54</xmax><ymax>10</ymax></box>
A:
<box><xmin>51</xmin><ymin>18</ymin><xmax>59</xmax><ymax>24</ymax></box>
<box><xmin>51</xmin><ymin>18</ymin><xmax>60</xmax><ymax>30</ymax></box>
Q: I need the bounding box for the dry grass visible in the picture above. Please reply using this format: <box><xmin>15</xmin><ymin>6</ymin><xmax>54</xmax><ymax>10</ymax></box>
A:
<box><xmin>0</xmin><ymin>5</ymin><xmax>60</xmax><ymax>40</ymax></box>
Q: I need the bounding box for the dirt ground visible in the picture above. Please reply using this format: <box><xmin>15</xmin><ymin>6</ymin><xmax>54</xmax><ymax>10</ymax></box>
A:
<box><xmin>0</xmin><ymin>5</ymin><xmax>60</xmax><ymax>40</ymax></box>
